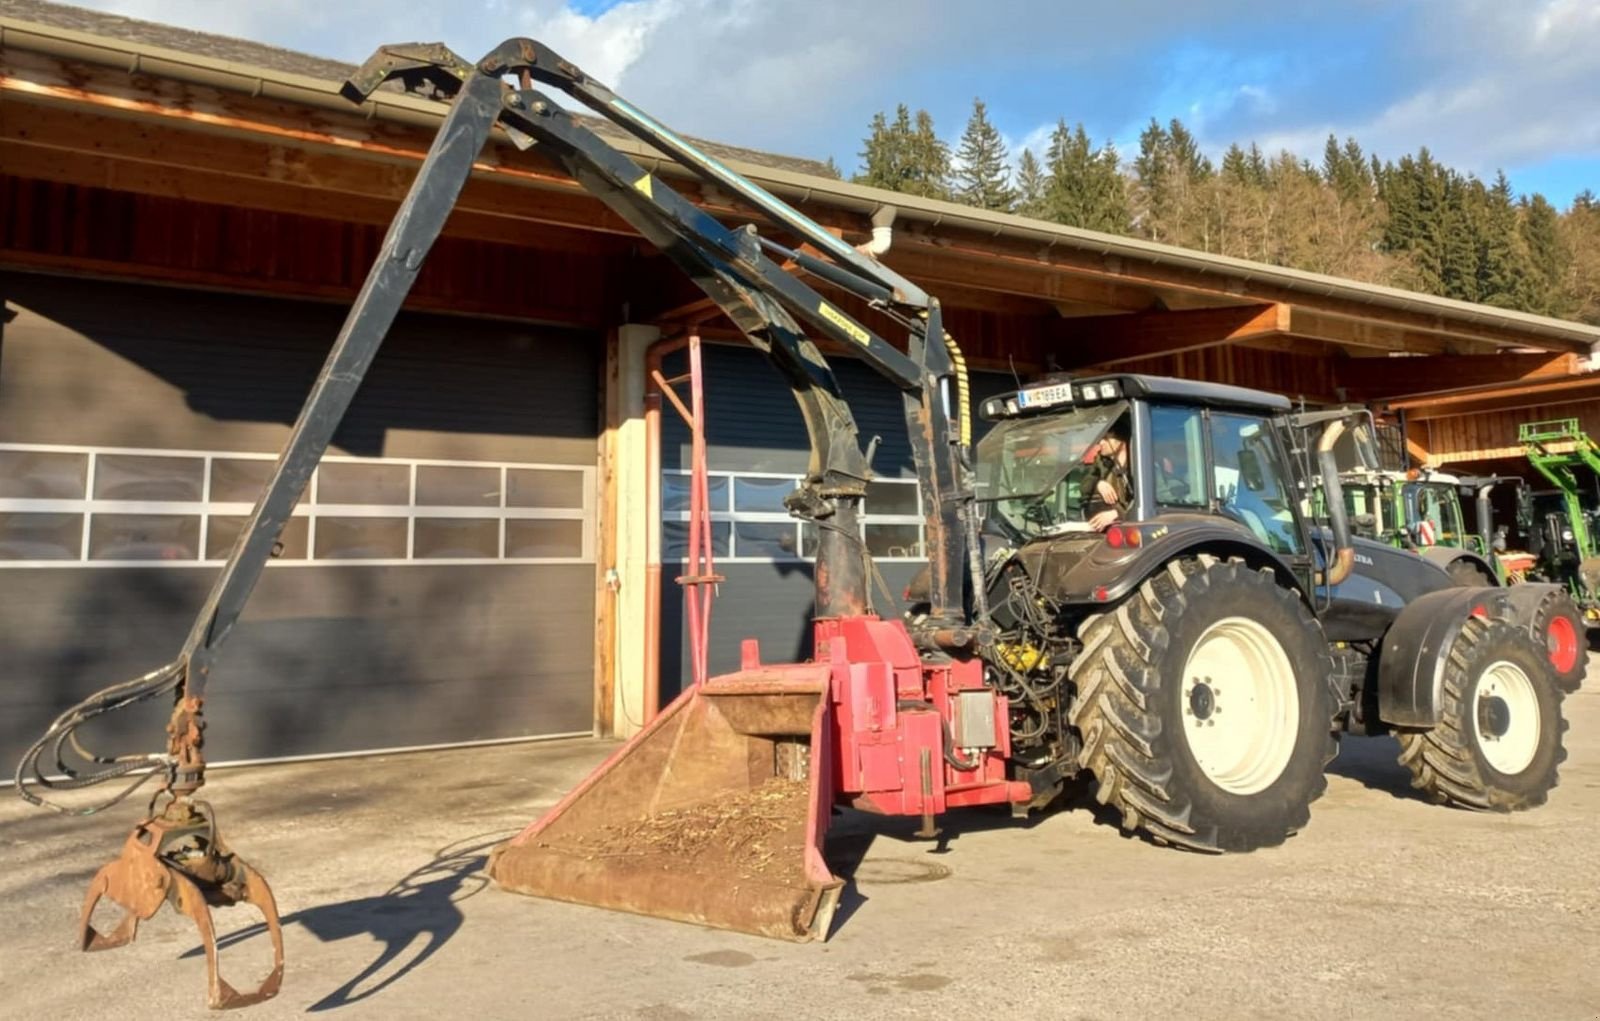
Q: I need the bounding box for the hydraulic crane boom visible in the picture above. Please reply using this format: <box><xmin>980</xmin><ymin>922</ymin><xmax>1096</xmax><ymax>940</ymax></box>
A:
<box><xmin>340</xmin><ymin>40</ymin><xmax>984</xmax><ymax>630</ymax></box>
<box><xmin>15</xmin><ymin>37</ymin><xmax>988</xmax><ymax>1007</ymax></box>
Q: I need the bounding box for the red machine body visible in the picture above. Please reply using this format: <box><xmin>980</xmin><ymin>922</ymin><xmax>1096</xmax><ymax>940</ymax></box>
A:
<box><xmin>810</xmin><ymin>616</ymin><xmax>1028</xmax><ymax>816</ymax></box>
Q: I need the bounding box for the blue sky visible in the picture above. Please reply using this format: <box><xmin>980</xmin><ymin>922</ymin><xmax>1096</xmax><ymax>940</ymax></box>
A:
<box><xmin>72</xmin><ymin>0</ymin><xmax>1600</xmax><ymax>207</ymax></box>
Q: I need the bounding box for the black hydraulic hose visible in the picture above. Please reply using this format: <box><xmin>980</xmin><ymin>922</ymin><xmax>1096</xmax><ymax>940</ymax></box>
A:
<box><xmin>13</xmin><ymin>662</ymin><xmax>180</xmax><ymax>814</ymax></box>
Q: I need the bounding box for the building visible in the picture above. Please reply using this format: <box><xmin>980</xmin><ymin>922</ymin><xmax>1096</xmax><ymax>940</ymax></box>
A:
<box><xmin>4</xmin><ymin>0</ymin><xmax>1599</xmax><ymax>766</ymax></box>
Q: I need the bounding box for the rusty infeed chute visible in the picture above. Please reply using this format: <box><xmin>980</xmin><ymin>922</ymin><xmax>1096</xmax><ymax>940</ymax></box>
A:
<box><xmin>489</xmin><ymin>334</ymin><xmax>845</xmax><ymax>938</ymax></box>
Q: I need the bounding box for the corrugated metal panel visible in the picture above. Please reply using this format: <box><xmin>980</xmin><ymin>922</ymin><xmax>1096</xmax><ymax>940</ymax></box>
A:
<box><xmin>0</xmin><ymin>272</ymin><xmax>599</xmax><ymax>463</ymax></box>
<box><xmin>660</xmin><ymin>343</ymin><xmax>1014</xmax><ymax>477</ymax></box>
<box><xmin>0</xmin><ymin>272</ymin><xmax>601</xmax><ymax>762</ymax></box>
<box><xmin>0</xmin><ymin>566</ymin><xmax>595</xmax><ymax>767</ymax></box>
<box><xmin>658</xmin><ymin>562</ymin><xmax>922</xmax><ymax>702</ymax></box>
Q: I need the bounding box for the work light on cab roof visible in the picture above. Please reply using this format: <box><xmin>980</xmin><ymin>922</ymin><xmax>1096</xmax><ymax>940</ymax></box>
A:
<box><xmin>981</xmin><ymin>377</ymin><xmax>1123</xmax><ymax>420</ymax></box>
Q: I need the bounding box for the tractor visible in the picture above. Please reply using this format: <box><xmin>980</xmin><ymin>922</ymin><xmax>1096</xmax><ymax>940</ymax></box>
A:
<box><xmin>1318</xmin><ymin>427</ymin><xmax>1585</xmax><ymax>691</ymax></box>
<box><xmin>12</xmin><ymin>37</ymin><xmax>1579</xmax><ymax>1009</ymax></box>
<box><xmin>1521</xmin><ymin>419</ymin><xmax>1600</xmax><ymax>620</ymax></box>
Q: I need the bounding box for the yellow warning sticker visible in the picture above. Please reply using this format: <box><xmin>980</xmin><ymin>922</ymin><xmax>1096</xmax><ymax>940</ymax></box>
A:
<box><xmin>817</xmin><ymin>301</ymin><xmax>870</xmax><ymax>346</ymax></box>
<box><xmin>633</xmin><ymin>173</ymin><xmax>653</xmax><ymax>198</ymax></box>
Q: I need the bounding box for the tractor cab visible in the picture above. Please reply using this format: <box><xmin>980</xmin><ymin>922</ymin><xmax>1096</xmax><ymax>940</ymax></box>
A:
<box><xmin>976</xmin><ymin>374</ymin><xmax>1319</xmax><ymax>595</ymax></box>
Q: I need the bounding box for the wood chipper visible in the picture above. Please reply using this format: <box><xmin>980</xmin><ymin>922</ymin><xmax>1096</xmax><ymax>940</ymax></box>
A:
<box><xmin>15</xmin><ymin>38</ymin><xmax>1574</xmax><ymax>1009</ymax></box>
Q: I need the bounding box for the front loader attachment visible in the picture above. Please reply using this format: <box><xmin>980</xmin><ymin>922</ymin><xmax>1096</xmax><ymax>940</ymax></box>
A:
<box><xmin>489</xmin><ymin>665</ymin><xmax>842</xmax><ymax>940</ymax></box>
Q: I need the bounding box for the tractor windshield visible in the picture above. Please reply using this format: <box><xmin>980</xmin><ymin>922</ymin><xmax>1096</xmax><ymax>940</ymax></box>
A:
<box><xmin>974</xmin><ymin>401</ymin><xmax>1128</xmax><ymax>539</ymax></box>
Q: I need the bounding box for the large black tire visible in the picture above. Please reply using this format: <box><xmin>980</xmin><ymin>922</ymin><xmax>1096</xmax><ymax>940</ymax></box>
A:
<box><xmin>1395</xmin><ymin>615</ymin><xmax>1565</xmax><ymax>811</ymax></box>
<box><xmin>1514</xmin><ymin>587</ymin><xmax>1587</xmax><ymax>694</ymax></box>
<box><xmin>1067</xmin><ymin>555</ymin><xmax>1339</xmax><ymax>852</ymax></box>
<box><xmin>1447</xmin><ymin>558</ymin><xmax>1494</xmax><ymax>587</ymax></box>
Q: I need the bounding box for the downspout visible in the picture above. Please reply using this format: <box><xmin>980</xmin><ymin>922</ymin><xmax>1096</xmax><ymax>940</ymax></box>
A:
<box><xmin>855</xmin><ymin>204</ymin><xmax>897</xmax><ymax>257</ymax></box>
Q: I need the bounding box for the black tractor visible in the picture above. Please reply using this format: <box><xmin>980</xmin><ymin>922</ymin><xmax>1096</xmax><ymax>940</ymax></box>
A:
<box><xmin>915</xmin><ymin>373</ymin><xmax>1573</xmax><ymax>852</ymax></box>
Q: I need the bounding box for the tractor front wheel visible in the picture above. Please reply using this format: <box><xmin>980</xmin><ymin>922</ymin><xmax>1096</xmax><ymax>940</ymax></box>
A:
<box><xmin>1395</xmin><ymin>615</ymin><xmax>1565</xmax><ymax>811</ymax></box>
<box><xmin>1067</xmin><ymin>555</ymin><xmax>1338</xmax><ymax>852</ymax></box>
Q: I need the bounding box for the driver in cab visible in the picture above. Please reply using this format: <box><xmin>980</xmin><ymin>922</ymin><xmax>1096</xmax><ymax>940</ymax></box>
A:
<box><xmin>1085</xmin><ymin>420</ymin><xmax>1132</xmax><ymax>532</ymax></box>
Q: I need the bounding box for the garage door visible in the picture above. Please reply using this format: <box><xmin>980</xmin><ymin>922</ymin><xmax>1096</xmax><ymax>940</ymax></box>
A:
<box><xmin>0</xmin><ymin>272</ymin><xmax>599</xmax><ymax>768</ymax></box>
<box><xmin>656</xmin><ymin>342</ymin><xmax>1011</xmax><ymax>701</ymax></box>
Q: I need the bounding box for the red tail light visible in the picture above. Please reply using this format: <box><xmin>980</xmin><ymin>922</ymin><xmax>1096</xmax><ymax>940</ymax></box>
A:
<box><xmin>1105</xmin><ymin>525</ymin><xmax>1141</xmax><ymax>549</ymax></box>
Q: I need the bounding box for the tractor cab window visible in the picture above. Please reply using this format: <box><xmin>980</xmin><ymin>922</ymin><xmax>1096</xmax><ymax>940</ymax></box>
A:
<box><xmin>974</xmin><ymin>400</ymin><xmax>1128</xmax><ymax>540</ymax></box>
<box><xmin>1148</xmin><ymin>405</ymin><xmax>1206</xmax><ymax>508</ymax></box>
<box><xmin>1342</xmin><ymin>484</ymin><xmax>1382</xmax><ymax>539</ymax></box>
<box><xmin>1209</xmin><ymin>412</ymin><xmax>1305</xmax><ymax>555</ymax></box>
<box><xmin>1408</xmin><ymin>483</ymin><xmax>1463</xmax><ymax>545</ymax></box>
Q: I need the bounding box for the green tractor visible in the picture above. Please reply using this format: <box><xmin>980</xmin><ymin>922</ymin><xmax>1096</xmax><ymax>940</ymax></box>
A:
<box><xmin>1321</xmin><ymin>415</ymin><xmax>1586</xmax><ymax>691</ymax></box>
<box><xmin>1520</xmin><ymin>419</ymin><xmax>1600</xmax><ymax>621</ymax></box>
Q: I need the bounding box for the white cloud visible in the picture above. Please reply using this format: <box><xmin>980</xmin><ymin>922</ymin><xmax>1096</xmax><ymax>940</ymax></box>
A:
<box><xmin>57</xmin><ymin>0</ymin><xmax>1600</xmax><ymax>187</ymax></box>
<box><xmin>1253</xmin><ymin>0</ymin><xmax>1600</xmax><ymax>176</ymax></box>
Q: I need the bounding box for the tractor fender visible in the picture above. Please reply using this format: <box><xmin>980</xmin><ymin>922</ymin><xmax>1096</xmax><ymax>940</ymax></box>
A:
<box><xmin>1377</xmin><ymin>586</ymin><xmax>1512</xmax><ymax>727</ymax></box>
<box><xmin>1420</xmin><ymin>546</ymin><xmax>1499</xmax><ymax>585</ymax></box>
<box><xmin>1014</xmin><ymin>516</ymin><xmax>1306</xmax><ymax>609</ymax></box>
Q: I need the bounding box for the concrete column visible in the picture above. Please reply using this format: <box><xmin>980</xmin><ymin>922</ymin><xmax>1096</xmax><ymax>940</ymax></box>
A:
<box><xmin>608</xmin><ymin>323</ymin><xmax>659</xmax><ymax>737</ymax></box>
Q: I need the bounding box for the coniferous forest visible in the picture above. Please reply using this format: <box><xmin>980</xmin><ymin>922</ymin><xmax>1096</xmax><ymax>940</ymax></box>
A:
<box><xmin>847</xmin><ymin>100</ymin><xmax>1600</xmax><ymax>323</ymax></box>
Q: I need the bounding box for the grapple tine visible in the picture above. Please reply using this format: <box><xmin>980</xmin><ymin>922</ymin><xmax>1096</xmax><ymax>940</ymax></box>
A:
<box><xmin>78</xmin><ymin>823</ymin><xmax>173</xmax><ymax>952</ymax></box>
<box><xmin>171</xmin><ymin>866</ymin><xmax>283</xmax><ymax>1011</ymax></box>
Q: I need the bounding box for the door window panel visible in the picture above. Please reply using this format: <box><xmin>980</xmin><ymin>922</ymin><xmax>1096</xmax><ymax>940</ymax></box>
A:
<box><xmin>1209</xmin><ymin>413</ymin><xmax>1304</xmax><ymax>555</ymax></box>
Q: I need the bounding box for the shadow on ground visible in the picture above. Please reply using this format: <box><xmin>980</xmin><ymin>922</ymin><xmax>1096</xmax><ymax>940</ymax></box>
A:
<box><xmin>1327</xmin><ymin>734</ymin><xmax>1433</xmax><ymax>803</ymax></box>
<box><xmin>189</xmin><ymin>830</ymin><xmax>514</xmax><ymax>1012</ymax></box>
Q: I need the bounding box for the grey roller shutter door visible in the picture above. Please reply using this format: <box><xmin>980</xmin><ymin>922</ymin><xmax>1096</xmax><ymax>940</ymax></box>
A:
<box><xmin>0</xmin><ymin>272</ymin><xmax>599</xmax><ymax>766</ymax></box>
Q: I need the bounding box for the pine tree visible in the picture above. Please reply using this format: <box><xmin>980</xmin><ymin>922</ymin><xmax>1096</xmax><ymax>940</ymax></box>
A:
<box><xmin>1166</xmin><ymin>118</ymin><xmax>1213</xmax><ymax>180</ymax></box>
<box><xmin>1521</xmin><ymin>192</ymin><xmax>1568</xmax><ymax>314</ymax></box>
<box><xmin>820</xmin><ymin>156</ymin><xmax>842</xmax><ymax>180</ymax></box>
<box><xmin>907</xmin><ymin>109</ymin><xmax>952</xmax><ymax>200</ymax></box>
<box><xmin>1220</xmin><ymin>143</ymin><xmax>1251</xmax><ymax>183</ymax></box>
<box><xmin>1014</xmin><ymin>148</ymin><xmax>1048</xmax><ymax>219</ymax></box>
<box><xmin>853</xmin><ymin>105</ymin><xmax>950</xmax><ymax>200</ymax></box>
<box><xmin>1472</xmin><ymin>171</ymin><xmax>1533</xmax><ymax>308</ymax></box>
<box><xmin>854</xmin><ymin>109</ymin><xmax>907</xmax><ymax>191</ymax></box>
<box><xmin>953</xmin><ymin>98</ymin><xmax>1015</xmax><ymax>211</ymax></box>
<box><xmin>1043</xmin><ymin>120</ymin><xmax>1128</xmax><ymax>234</ymax></box>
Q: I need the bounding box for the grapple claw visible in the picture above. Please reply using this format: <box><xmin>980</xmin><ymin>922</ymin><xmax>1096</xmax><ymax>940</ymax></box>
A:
<box><xmin>77</xmin><ymin>799</ymin><xmax>283</xmax><ymax>1010</ymax></box>
<box><xmin>78</xmin><ymin>826</ymin><xmax>173</xmax><ymax>952</ymax></box>
<box><xmin>172</xmin><ymin>864</ymin><xmax>285</xmax><ymax>1010</ymax></box>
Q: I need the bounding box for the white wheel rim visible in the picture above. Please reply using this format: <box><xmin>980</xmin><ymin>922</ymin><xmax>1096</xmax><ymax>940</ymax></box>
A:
<box><xmin>1180</xmin><ymin>616</ymin><xmax>1300</xmax><ymax>795</ymax></box>
<box><xmin>1472</xmin><ymin>660</ymin><xmax>1540</xmax><ymax>775</ymax></box>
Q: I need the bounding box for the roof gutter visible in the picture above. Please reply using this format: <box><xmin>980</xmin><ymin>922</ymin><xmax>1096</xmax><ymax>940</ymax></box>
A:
<box><xmin>5</xmin><ymin>14</ymin><xmax>1600</xmax><ymax>351</ymax></box>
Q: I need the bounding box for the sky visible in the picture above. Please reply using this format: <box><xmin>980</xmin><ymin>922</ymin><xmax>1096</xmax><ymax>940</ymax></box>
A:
<box><xmin>66</xmin><ymin>0</ymin><xmax>1600</xmax><ymax>207</ymax></box>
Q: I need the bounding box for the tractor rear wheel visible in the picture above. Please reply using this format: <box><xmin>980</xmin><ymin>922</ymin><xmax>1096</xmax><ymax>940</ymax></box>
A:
<box><xmin>1067</xmin><ymin>555</ymin><xmax>1338</xmax><ymax>852</ymax></box>
<box><xmin>1395</xmin><ymin>615</ymin><xmax>1565</xmax><ymax>811</ymax></box>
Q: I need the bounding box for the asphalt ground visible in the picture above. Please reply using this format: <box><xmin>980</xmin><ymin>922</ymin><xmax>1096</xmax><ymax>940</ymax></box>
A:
<box><xmin>5</xmin><ymin>659</ymin><xmax>1598</xmax><ymax>1019</ymax></box>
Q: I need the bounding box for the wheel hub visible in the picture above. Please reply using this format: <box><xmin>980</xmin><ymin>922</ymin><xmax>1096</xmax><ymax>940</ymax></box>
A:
<box><xmin>1179</xmin><ymin>617</ymin><xmax>1300</xmax><ymax>796</ymax></box>
<box><xmin>1477</xmin><ymin>694</ymin><xmax>1511</xmax><ymax>739</ymax></box>
<box><xmin>1471</xmin><ymin>660</ymin><xmax>1541</xmax><ymax>775</ymax></box>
